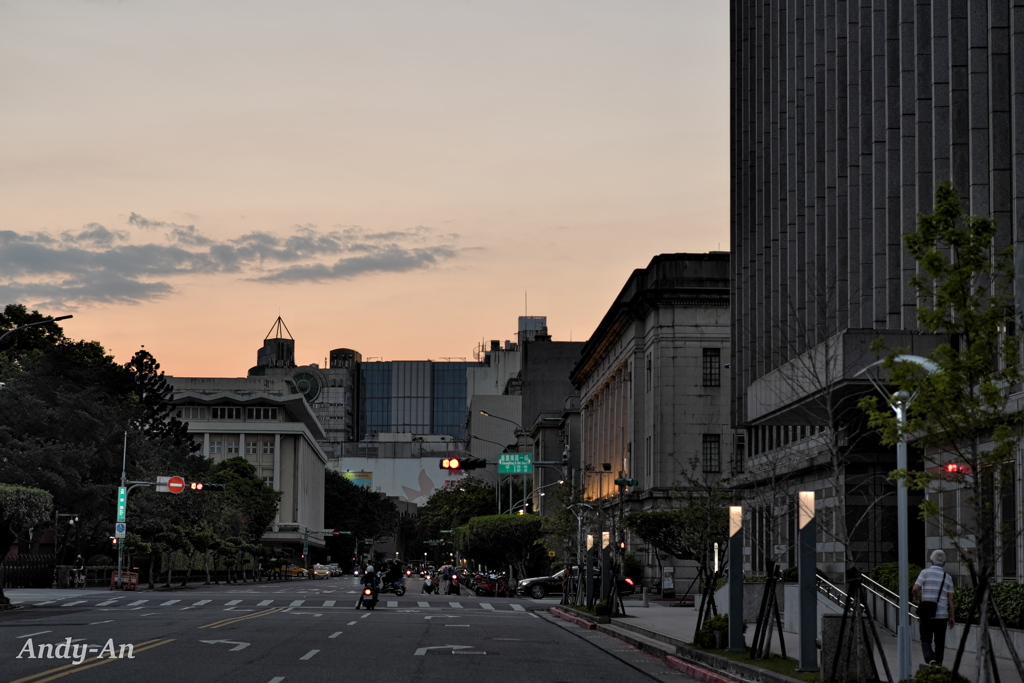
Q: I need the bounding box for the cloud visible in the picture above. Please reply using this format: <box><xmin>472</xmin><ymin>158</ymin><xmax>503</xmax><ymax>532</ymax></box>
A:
<box><xmin>0</xmin><ymin>217</ymin><xmax>462</xmax><ymax>309</ymax></box>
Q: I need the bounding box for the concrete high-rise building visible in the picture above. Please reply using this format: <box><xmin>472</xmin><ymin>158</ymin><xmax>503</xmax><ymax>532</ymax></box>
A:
<box><xmin>731</xmin><ymin>1</ymin><xmax>1024</xmax><ymax>578</ymax></box>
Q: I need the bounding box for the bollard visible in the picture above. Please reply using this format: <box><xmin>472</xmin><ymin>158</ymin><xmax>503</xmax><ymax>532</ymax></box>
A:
<box><xmin>642</xmin><ymin>586</ymin><xmax>650</xmax><ymax>608</ymax></box>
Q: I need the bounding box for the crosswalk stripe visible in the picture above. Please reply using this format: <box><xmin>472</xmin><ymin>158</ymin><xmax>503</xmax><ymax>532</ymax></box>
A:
<box><xmin>193</xmin><ymin>600</ymin><xmax>211</xmax><ymax>606</ymax></box>
<box><xmin>257</xmin><ymin>600</ymin><xmax>273</xmax><ymax>607</ymax></box>
<box><xmin>225</xmin><ymin>600</ymin><xmax>241</xmax><ymax>606</ymax></box>
<box><xmin>95</xmin><ymin>599</ymin><xmax>119</xmax><ymax>606</ymax></box>
<box><xmin>387</xmin><ymin>601</ymin><xmax>398</xmax><ymax>608</ymax></box>
<box><xmin>34</xmin><ymin>601</ymin><xmax>57</xmax><ymax>606</ymax></box>
<box><xmin>160</xmin><ymin>600</ymin><xmax>181</xmax><ymax>606</ymax></box>
<box><xmin>511</xmin><ymin>603</ymin><xmax>526</xmax><ymax>611</ymax></box>
<box><xmin>417</xmin><ymin>601</ymin><xmax>430</xmax><ymax>608</ymax></box>
<box><xmin>289</xmin><ymin>600</ymin><xmax>305</xmax><ymax>607</ymax></box>
<box><xmin>480</xmin><ymin>603</ymin><xmax>495</xmax><ymax>610</ymax></box>
<box><xmin>323</xmin><ymin>600</ymin><xmax>336</xmax><ymax>607</ymax></box>
<box><xmin>126</xmin><ymin>600</ymin><xmax>148</xmax><ymax>606</ymax></box>
<box><xmin>61</xmin><ymin>601</ymin><xmax>86</xmax><ymax>607</ymax></box>
<box><xmin>449</xmin><ymin>602</ymin><xmax>463</xmax><ymax>609</ymax></box>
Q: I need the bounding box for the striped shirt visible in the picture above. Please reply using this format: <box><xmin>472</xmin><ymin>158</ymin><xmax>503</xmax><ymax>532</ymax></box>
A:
<box><xmin>914</xmin><ymin>565</ymin><xmax>954</xmax><ymax>619</ymax></box>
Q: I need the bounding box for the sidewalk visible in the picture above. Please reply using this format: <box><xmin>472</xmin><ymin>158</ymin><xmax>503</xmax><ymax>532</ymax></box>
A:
<box><xmin>554</xmin><ymin>597</ymin><xmax>1022</xmax><ymax>682</ymax></box>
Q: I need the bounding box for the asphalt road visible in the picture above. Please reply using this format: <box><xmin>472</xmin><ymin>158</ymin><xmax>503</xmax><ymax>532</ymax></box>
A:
<box><xmin>1</xmin><ymin>577</ymin><xmax>693</xmax><ymax>683</ymax></box>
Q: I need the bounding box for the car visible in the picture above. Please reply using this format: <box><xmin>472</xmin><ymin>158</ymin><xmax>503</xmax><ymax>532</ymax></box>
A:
<box><xmin>279</xmin><ymin>564</ymin><xmax>308</xmax><ymax>577</ymax></box>
<box><xmin>516</xmin><ymin>566</ymin><xmax>636</xmax><ymax>600</ymax></box>
<box><xmin>311</xmin><ymin>564</ymin><xmax>331</xmax><ymax>579</ymax></box>
<box><xmin>326</xmin><ymin>563</ymin><xmax>342</xmax><ymax>577</ymax></box>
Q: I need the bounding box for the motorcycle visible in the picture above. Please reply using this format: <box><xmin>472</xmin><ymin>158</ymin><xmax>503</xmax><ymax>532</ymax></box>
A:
<box><xmin>422</xmin><ymin>574</ymin><xmax>437</xmax><ymax>594</ymax></box>
<box><xmin>445</xmin><ymin>571</ymin><xmax>461</xmax><ymax>596</ymax></box>
<box><xmin>474</xmin><ymin>572</ymin><xmax>512</xmax><ymax>597</ymax></box>
<box><xmin>380</xmin><ymin>577</ymin><xmax>407</xmax><ymax>597</ymax></box>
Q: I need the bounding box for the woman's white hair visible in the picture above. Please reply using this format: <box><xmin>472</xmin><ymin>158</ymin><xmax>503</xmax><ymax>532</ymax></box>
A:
<box><xmin>930</xmin><ymin>549</ymin><xmax>947</xmax><ymax>566</ymax></box>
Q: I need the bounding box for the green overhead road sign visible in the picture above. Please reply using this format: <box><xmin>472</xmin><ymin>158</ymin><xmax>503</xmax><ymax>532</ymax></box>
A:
<box><xmin>116</xmin><ymin>487</ymin><xmax>127</xmax><ymax>523</ymax></box>
<box><xmin>498</xmin><ymin>453</ymin><xmax>533</xmax><ymax>474</ymax></box>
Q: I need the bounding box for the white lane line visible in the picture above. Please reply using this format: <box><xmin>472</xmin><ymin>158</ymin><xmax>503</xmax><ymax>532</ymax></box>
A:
<box><xmin>480</xmin><ymin>603</ymin><xmax>495</xmax><ymax>610</ymax></box>
<box><xmin>161</xmin><ymin>600</ymin><xmax>181</xmax><ymax>606</ymax></box>
<box><xmin>257</xmin><ymin>600</ymin><xmax>273</xmax><ymax>606</ymax></box>
<box><xmin>387</xmin><ymin>601</ymin><xmax>398</xmax><ymax>608</ymax></box>
<box><xmin>17</xmin><ymin>631</ymin><xmax>52</xmax><ymax>639</ymax></box>
<box><xmin>511</xmin><ymin>603</ymin><xmax>526</xmax><ymax>611</ymax></box>
<box><xmin>225</xmin><ymin>600</ymin><xmax>241</xmax><ymax>606</ymax></box>
<box><xmin>89</xmin><ymin>620</ymin><xmax>114</xmax><ymax>625</ymax></box>
<box><xmin>142</xmin><ymin>613</ymin><xmax>159</xmax><ymax>616</ymax></box>
<box><xmin>347</xmin><ymin>621</ymin><xmax>357</xmax><ymax>626</ymax></box>
<box><xmin>449</xmin><ymin>602</ymin><xmax>463</xmax><ymax>609</ymax></box>
<box><xmin>193</xmin><ymin>600</ymin><xmax>211</xmax><ymax>606</ymax></box>
<box><xmin>289</xmin><ymin>600</ymin><xmax>305</xmax><ymax>607</ymax></box>
<box><xmin>60</xmin><ymin>601</ymin><xmax>87</xmax><ymax>607</ymax></box>
<box><xmin>417</xmin><ymin>601</ymin><xmax>430</xmax><ymax>608</ymax></box>
<box><xmin>95</xmin><ymin>599</ymin><xmax>120</xmax><ymax>606</ymax></box>
<box><xmin>33</xmin><ymin>601</ymin><xmax>57</xmax><ymax>606</ymax></box>
<box><xmin>300</xmin><ymin>650</ymin><xmax>319</xmax><ymax>660</ymax></box>
<box><xmin>269</xmin><ymin>678</ymin><xmax>285</xmax><ymax>683</ymax></box>
<box><xmin>360</xmin><ymin>614</ymin><xmax>371</xmax><ymax>619</ymax></box>
<box><xmin>322</xmin><ymin>600</ymin><xmax>335</xmax><ymax>607</ymax></box>
<box><xmin>329</xmin><ymin>631</ymin><xmax>343</xmax><ymax>639</ymax></box>
<box><xmin>125</xmin><ymin>600</ymin><xmax>148</xmax><ymax>607</ymax></box>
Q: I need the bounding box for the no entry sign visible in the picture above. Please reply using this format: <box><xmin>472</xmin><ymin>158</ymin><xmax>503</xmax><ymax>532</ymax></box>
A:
<box><xmin>167</xmin><ymin>476</ymin><xmax>186</xmax><ymax>494</ymax></box>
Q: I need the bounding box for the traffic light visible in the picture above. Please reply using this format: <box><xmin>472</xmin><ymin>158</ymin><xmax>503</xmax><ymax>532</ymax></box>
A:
<box><xmin>440</xmin><ymin>457</ymin><xmax>461</xmax><ymax>470</ymax></box>
<box><xmin>189</xmin><ymin>482</ymin><xmax>226</xmax><ymax>492</ymax></box>
<box><xmin>618</xmin><ymin>539</ymin><xmax>626</xmax><ymax>550</ymax></box>
<box><xmin>460</xmin><ymin>457</ymin><xmax>487</xmax><ymax>470</ymax></box>
<box><xmin>111</xmin><ymin>537</ymin><xmax>118</xmax><ymax>546</ymax></box>
<box><xmin>614</xmin><ymin>477</ymin><xmax>638</xmax><ymax>487</ymax></box>
<box><xmin>943</xmin><ymin>463</ymin><xmax>972</xmax><ymax>476</ymax></box>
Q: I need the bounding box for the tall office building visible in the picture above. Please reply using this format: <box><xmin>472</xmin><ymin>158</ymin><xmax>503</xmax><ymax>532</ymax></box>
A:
<box><xmin>731</xmin><ymin>2</ymin><xmax>1024</xmax><ymax>577</ymax></box>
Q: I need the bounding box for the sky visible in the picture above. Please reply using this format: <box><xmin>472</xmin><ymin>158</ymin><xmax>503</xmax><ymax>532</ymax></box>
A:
<box><xmin>1</xmin><ymin>0</ymin><xmax>730</xmax><ymax>377</ymax></box>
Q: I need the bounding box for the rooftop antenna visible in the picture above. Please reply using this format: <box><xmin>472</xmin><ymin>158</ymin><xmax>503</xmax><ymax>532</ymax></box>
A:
<box><xmin>265</xmin><ymin>316</ymin><xmax>293</xmax><ymax>340</ymax></box>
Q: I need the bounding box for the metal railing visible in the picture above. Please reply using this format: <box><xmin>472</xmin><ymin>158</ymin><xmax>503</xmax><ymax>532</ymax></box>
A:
<box><xmin>815</xmin><ymin>571</ymin><xmax>917</xmax><ymax>634</ymax></box>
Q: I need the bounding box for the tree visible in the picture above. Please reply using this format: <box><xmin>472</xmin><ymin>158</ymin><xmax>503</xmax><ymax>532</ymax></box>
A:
<box><xmin>455</xmin><ymin>514</ymin><xmax>546</xmax><ymax>579</ymax></box>
<box><xmin>861</xmin><ymin>182</ymin><xmax>1024</xmax><ymax>683</ymax></box>
<box><xmin>0</xmin><ymin>484</ymin><xmax>53</xmax><ymax>607</ymax></box>
<box><xmin>207</xmin><ymin>457</ymin><xmax>281</xmax><ymax>544</ymax></box>
<box><xmin>416</xmin><ymin>477</ymin><xmax>495</xmax><ymax>541</ymax></box>
<box><xmin>324</xmin><ymin>471</ymin><xmax>399</xmax><ymax>543</ymax></box>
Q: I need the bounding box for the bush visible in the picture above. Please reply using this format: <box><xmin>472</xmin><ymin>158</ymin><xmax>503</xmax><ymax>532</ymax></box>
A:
<box><xmin>694</xmin><ymin>614</ymin><xmax>729</xmax><ymax>649</ymax></box>
<box><xmin>594</xmin><ymin>600</ymin><xmax>612</xmax><ymax>617</ymax></box>
<box><xmin>898</xmin><ymin>663</ymin><xmax>970</xmax><ymax>683</ymax></box>
<box><xmin>870</xmin><ymin>561</ymin><xmax>923</xmax><ymax>594</ymax></box>
<box><xmin>622</xmin><ymin>551</ymin><xmax>644</xmax><ymax>584</ymax></box>
<box><xmin>952</xmin><ymin>582</ymin><xmax>1024</xmax><ymax>629</ymax></box>
<box><xmin>780</xmin><ymin>566</ymin><xmax>799</xmax><ymax>582</ymax></box>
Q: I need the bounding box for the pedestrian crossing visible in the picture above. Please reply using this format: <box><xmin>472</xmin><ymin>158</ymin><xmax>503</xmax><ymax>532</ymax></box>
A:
<box><xmin>32</xmin><ymin>596</ymin><xmax>535</xmax><ymax>612</ymax></box>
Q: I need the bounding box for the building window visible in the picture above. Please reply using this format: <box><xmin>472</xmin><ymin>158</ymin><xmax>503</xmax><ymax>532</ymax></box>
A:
<box><xmin>211</xmin><ymin>407</ymin><xmax>243</xmax><ymax>420</ymax></box>
<box><xmin>210</xmin><ymin>440</ymin><xmax>222</xmax><ymax>454</ymax></box>
<box><xmin>702</xmin><ymin>434</ymin><xmax>721</xmax><ymax>473</ymax></box>
<box><xmin>733</xmin><ymin>433</ymin><xmax>746</xmax><ymax>474</ymax></box>
<box><xmin>702</xmin><ymin>348</ymin><xmax>721</xmax><ymax>387</ymax></box>
<box><xmin>227</xmin><ymin>441</ymin><xmax>239</xmax><ymax>454</ymax></box>
<box><xmin>245</xmin><ymin>441</ymin><xmax>257</xmax><ymax>455</ymax></box>
<box><xmin>646</xmin><ymin>353</ymin><xmax>652</xmax><ymax>391</ymax></box>
<box><xmin>176</xmin><ymin>406</ymin><xmax>207</xmax><ymax>420</ymax></box>
<box><xmin>246</xmin><ymin>407</ymin><xmax>278</xmax><ymax>420</ymax></box>
<box><xmin>645</xmin><ymin>435</ymin><xmax>653</xmax><ymax>485</ymax></box>
<box><xmin>262</xmin><ymin>441</ymin><xmax>275</xmax><ymax>455</ymax></box>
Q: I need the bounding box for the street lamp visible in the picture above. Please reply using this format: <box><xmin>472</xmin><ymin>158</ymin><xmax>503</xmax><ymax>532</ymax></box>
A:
<box><xmin>856</xmin><ymin>354</ymin><xmax>938</xmax><ymax>682</ymax></box>
<box><xmin>0</xmin><ymin>315</ymin><xmax>73</xmax><ymax>344</ymax></box>
<box><xmin>507</xmin><ymin>480</ymin><xmax>564</xmax><ymax>514</ymax></box>
<box><xmin>478</xmin><ymin>411</ymin><xmax>529</xmax><ymax>514</ymax></box>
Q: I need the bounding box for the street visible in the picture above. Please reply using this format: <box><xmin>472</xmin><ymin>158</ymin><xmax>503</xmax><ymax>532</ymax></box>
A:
<box><xmin>0</xmin><ymin>576</ymin><xmax>693</xmax><ymax>683</ymax></box>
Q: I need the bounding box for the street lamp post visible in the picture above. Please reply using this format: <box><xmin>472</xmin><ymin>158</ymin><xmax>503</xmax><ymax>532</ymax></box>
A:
<box><xmin>856</xmin><ymin>355</ymin><xmax>938</xmax><ymax>682</ymax></box>
<box><xmin>507</xmin><ymin>480</ymin><xmax>564</xmax><ymax>514</ymax></box>
<box><xmin>471</xmin><ymin>434</ymin><xmax>512</xmax><ymax>514</ymax></box>
<box><xmin>0</xmin><ymin>315</ymin><xmax>73</xmax><ymax>344</ymax></box>
<box><xmin>478</xmin><ymin>411</ymin><xmax>529</xmax><ymax>514</ymax></box>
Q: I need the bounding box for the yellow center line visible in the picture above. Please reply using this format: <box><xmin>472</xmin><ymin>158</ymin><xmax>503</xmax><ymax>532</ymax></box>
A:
<box><xmin>198</xmin><ymin>605</ymin><xmax>287</xmax><ymax>629</ymax></box>
<box><xmin>10</xmin><ymin>639</ymin><xmax>175</xmax><ymax>683</ymax></box>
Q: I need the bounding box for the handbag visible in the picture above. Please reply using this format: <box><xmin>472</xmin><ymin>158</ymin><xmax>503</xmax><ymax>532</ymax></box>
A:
<box><xmin>918</xmin><ymin>572</ymin><xmax>947</xmax><ymax>620</ymax></box>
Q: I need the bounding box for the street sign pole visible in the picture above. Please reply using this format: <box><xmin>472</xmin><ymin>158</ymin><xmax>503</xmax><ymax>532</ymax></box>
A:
<box><xmin>116</xmin><ymin>431</ymin><xmax>127</xmax><ymax>589</ymax></box>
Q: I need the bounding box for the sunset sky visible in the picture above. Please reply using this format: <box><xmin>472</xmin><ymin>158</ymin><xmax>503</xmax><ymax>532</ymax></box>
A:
<box><xmin>1</xmin><ymin>1</ymin><xmax>730</xmax><ymax>377</ymax></box>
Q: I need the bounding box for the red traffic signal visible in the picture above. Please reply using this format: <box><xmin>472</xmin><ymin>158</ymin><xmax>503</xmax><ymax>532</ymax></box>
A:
<box><xmin>944</xmin><ymin>463</ymin><xmax>972</xmax><ymax>475</ymax></box>
<box><xmin>440</xmin><ymin>457</ymin><xmax>461</xmax><ymax>470</ymax></box>
<box><xmin>189</xmin><ymin>482</ymin><xmax>226</xmax><ymax>492</ymax></box>
<box><xmin>191</xmin><ymin>482</ymin><xmax>203</xmax><ymax>491</ymax></box>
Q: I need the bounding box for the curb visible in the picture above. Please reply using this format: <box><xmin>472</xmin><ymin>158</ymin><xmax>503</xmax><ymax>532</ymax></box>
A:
<box><xmin>665</xmin><ymin>656</ymin><xmax>736</xmax><ymax>683</ymax></box>
<box><xmin>550</xmin><ymin>606</ymin><xmax>597</xmax><ymax>629</ymax></box>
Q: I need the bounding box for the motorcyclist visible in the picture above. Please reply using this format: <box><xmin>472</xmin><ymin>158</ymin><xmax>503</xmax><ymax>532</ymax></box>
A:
<box><xmin>357</xmin><ymin>565</ymin><xmax>380</xmax><ymax>609</ymax></box>
<box><xmin>384</xmin><ymin>561</ymin><xmax>403</xmax><ymax>589</ymax></box>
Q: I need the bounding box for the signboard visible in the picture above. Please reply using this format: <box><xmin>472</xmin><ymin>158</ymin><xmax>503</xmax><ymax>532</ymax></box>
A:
<box><xmin>115</xmin><ymin>522</ymin><xmax>126</xmax><ymax>539</ymax></box>
<box><xmin>116</xmin><ymin>487</ymin><xmax>127</xmax><ymax>523</ymax></box>
<box><xmin>498</xmin><ymin>453</ymin><xmax>533</xmax><ymax>474</ymax></box>
<box><xmin>167</xmin><ymin>476</ymin><xmax>186</xmax><ymax>494</ymax></box>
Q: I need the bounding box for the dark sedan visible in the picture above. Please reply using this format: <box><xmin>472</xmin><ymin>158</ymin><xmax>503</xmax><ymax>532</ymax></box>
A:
<box><xmin>516</xmin><ymin>567</ymin><xmax>636</xmax><ymax>599</ymax></box>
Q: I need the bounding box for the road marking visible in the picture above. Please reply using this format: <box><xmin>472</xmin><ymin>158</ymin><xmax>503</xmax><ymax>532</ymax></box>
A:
<box><xmin>88</xmin><ymin>620</ymin><xmax>113</xmax><ymax>625</ymax></box>
<box><xmin>347</xmin><ymin>621</ymin><xmax>357</xmax><ymax>625</ymax></box>
<box><xmin>360</xmin><ymin>613</ymin><xmax>371</xmax><ymax>619</ymax></box>
<box><xmin>480</xmin><ymin>603</ymin><xmax>495</xmax><ymax>610</ymax></box>
<box><xmin>193</xmin><ymin>600</ymin><xmax>211</xmax><ymax>606</ymax></box>
<box><xmin>322</xmin><ymin>600</ymin><xmax>336</xmax><ymax>607</ymax></box>
<box><xmin>414</xmin><ymin>645</ymin><xmax>477</xmax><ymax>656</ymax></box>
<box><xmin>142</xmin><ymin>613</ymin><xmax>159</xmax><ymax>616</ymax></box>
<box><xmin>289</xmin><ymin>600</ymin><xmax>305</xmax><ymax>607</ymax></box>
<box><xmin>225</xmin><ymin>600</ymin><xmax>242</xmax><ymax>606</ymax></box>
<box><xmin>17</xmin><ymin>631</ymin><xmax>51</xmax><ymax>639</ymax></box>
<box><xmin>161</xmin><ymin>600</ymin><xmax>181</xmax><ymax>606</ymax></box>
<box><xmin>446</xmin><ymin>624</ymin><xmax>470</xmax><ymax>627</ymax></box>
<box><xmin>269</xmin><ymin>678</ymin><xmax>285</xmax><ymax>683</ymax></box>
<box><xmin>95</xmin><ymin>599</ymin><xmax>120</xmax><ymax>606</ymax></box>
<box><xmin>300</xmin><ymin>649</ymin><xmax>319</xmax><ymax>660</ymax></box>
<box><xmin>33</xmin><ymin>601</ymin><xmax>57</xmax><ymax>606</ymax></box>
<box><xmin>200</xmin><ymin>639</ymin><xmax>250</xmax><ymax>651</ymax></box>
<box><xmin>126</xmin><ymin>600</ymin><xmax>147</xmax><ymax>606</ymax></box>
<box><xmin>199</xmin><ymin>606</ymin><xmax>286</xmax><ymax>629</ymax></box>
<box><xmin>387</xmin><ymin>601</ymin><xmax>399</xmax><ymax>608</ymax></box>
<box><xmin>257</xmin><ymin>599</ymin><xmax>273</xmax><ymax>606</ymax></box>
<box><xmin>449</xmin><ymin>602</ymin><xmax>463</xmax><ymax>609</ymax></box>
<box><xmin>417</xmin><ymin>601</ymin><xmax>430</xmax><ymax>607</ymax></box>
<box><xmin>60</xmin><ymin>601</ymin><xmax>86</xmax><ymax>607</ymax></box>
<box><xmin>511</xmin><ymin>603</ymin><xmax>526</xmax><ymax>611</ymax></box>
<box><xmin>329</xmin><ymin>631</ymin><xmax>343</xmax><ymax>638</ymax></box>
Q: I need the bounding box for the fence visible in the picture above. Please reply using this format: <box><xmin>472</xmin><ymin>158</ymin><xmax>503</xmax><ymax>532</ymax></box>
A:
<box><xmin>2</xmin><ymin>554</ymin><xmax>55</xmax><ymax>589</ymax></box>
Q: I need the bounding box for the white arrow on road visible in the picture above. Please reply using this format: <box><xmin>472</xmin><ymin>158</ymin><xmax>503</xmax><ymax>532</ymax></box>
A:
<box><xmin>414</xmin><ymin>645</ymin><xmax>476</xmax><ymax>656</ymax></box>
<box><xmin>200</xmin><ymin>639</ymin><xmax>250</xmax><ymax>652</ymax></box>
<box><xmin>424</xmin><ymin>615</ymin><xmax>460</xmax><ymax>620</ymax></box>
